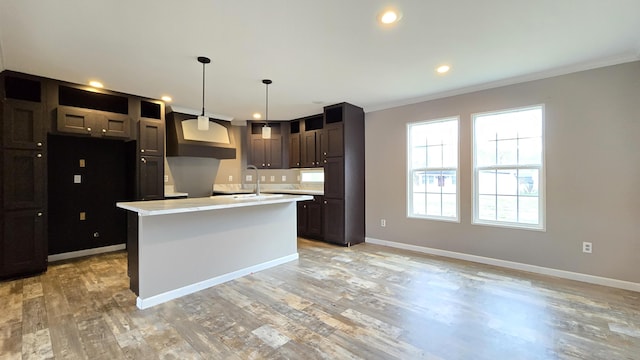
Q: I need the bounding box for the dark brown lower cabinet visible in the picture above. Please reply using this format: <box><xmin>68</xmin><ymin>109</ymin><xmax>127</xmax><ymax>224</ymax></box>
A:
<box><xmin>140</xmin><ymin>155</ymin><xmax>163</xmax><ymax>200</ymax></box>
<box><xmin>1</xmin><ymin>209</ymin><xmax>46</xmax><ymax>277</ymax></box>
<box><xmin>3</xmin><ymin>149</ymin><xmax>45</xmax><ymax>210</ymax></box>
<box><xmin>323</xmin><ymin>198</ymin><xmax>345</xmax><ymax>245</ymax></box>
<box><xmin>297</xmin><ymin>196</ymin><xmax>323</xmax><ymax>240</ymax></box>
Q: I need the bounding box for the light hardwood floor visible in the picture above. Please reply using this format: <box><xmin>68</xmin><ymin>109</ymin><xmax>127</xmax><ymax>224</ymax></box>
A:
<box><xmin>1</xmin><ymin>238</ymin><xmax>639</xmax><ymax>359</ymax></box>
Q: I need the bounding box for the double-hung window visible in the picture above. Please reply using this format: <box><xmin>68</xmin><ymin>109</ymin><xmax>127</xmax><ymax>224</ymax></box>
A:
<box><xmin>408</xmin><ymin>117</ymin><xmax>459</xmax><ymax>221</ymax></box>
<box><xmin>472</xmin><ymin>105</ymin><xmax>545</xmax><ymax>230</ymax></box>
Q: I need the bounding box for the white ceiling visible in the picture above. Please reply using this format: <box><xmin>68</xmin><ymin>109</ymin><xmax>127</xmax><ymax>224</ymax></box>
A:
<box><xmin>1</xmin><ymin>0</ymin><xmax>639</xmax><ymax>121</ymax></box>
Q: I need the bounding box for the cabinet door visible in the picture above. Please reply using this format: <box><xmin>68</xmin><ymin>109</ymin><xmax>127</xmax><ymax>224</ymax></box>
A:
<box><xmin>302</xmin><ymin>131</ymin><xmax>317</xmax><ymax>167</ymax></box>
<box><xmin>266</xmin><ymin>136</ymin><xmax>283</xmax><ymax>168</ymax></box>
<box><xmin>250</xmin><ymin>136</ymin><xmax>267</xmax><ymax>168</ymax></box>
<box><xmin>139</xmin><ymin>119</ymin><xmax>164</xmax><ymax>156</ymax></box>
<box><xmin>100</xmin><ymin>113</ymin><xmax>131</xmax><ymax>139</ymax></box>
<box><xmin>1</xmin><ymin>209</ymin><xmax>47</xmax><ymax>277</ymax></box>
<box><xmin>56</xmin><ymin>106</ymin><xmax>94</xmax><ymax>136</ymax></box>
<box><xmin>323</xmin><ymin>124</ymin><xmax>344</xmax><ymax>158</ymax></box>
<box><xmin>2</xmin><ymin>100</ymin><xmax>45</xmax><ymax>149</ymax></box>
<box><xmin>289</xmin><ymin>133</ymin><xmax>301</xmax><ymax>168</ymax></box>
<box><xmin>296</xmin><ymin>201</ymin><xmax>308</xmax><ymax>236</ymax></box>
<box><xmin>306</xmin><ymin>196</ymin><xmax>323</xmax><ymax>238</ymax></box>
<box><xmin>323</xmin><ymin>156</ymin><xmax>344</xmax><ymax>199</ymax></box>
<box><xmin>3</xmin><ymin>149</ymin><xmax>45</xmax><ymax>210</ymax></box>
<box><xmin>323</xmin><ymin>198</ymin><xmax>345</xmax><ymax>245</ymax></box>
<box><xmin>140</xmin><ymin>155</ymin><xmax>163</xmax><ymax>200</ymax></box>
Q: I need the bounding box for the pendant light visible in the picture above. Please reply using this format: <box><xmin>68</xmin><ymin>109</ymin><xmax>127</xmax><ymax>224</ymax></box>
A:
<box><xmin>261</xmin><ymin>79</ymin><xmax>272</xmax><ymax>139</ymax></box>
<box><xmin>197</xmin><ymin>56</ymin><xmax>211</xmax><ymax>131</ymax></box>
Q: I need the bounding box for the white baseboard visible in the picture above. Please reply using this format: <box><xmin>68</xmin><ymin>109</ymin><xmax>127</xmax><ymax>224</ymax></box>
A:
<box><xmin>136</xmin><ymin>253</ymin><xmax>299</xmax><ymax>309</ymax></box>
<box><xmin>365</xmin><ymin>237</ymin><xmax>640</xmax><ymax>293</ymax></box>
<box><xmin>48</xmin><ymin>244</ymin><xmax>126</xmax><ymax>262</ymax></box>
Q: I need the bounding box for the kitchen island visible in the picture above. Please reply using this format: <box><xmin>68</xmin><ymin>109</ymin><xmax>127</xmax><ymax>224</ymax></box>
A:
<box><xmin>117</xmin><ymin>194</ymin><xmax>312</xmax><ymax>309</ymax></box>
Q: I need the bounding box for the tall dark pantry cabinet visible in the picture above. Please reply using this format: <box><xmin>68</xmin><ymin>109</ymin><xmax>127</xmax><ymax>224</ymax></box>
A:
<box><xmin>0</xmin><ymin>75</ymin><xmax>47</xmax><ymax>276</ymax></box>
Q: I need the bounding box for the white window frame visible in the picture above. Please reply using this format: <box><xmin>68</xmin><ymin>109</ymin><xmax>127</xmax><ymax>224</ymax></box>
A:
<box><xmin>472</xmin><ymin>105</ymin><xmax>546</xmax><ymax>231</ymax></box>
<box><xmin>407</xmin><ymin>116</ymin><xmax>460</xmax><ymax>222</ymax></box>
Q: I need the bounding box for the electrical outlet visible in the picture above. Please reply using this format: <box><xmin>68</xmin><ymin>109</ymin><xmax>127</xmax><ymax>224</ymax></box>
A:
<box><xmin>282</xmin><ymin>175</ymin><xmax>286</xmax><ymax>182</ymax></box>
<box><xmin>246</xmin><ymin>175</ymin><xmax>252</xmax><ymax>181</ymax></box>
<box><xmin>582</xmin><ymin>242</ymin><xmax>592</xmax><ymax>253</ymax></box>
<box><xmin>270</xmin><ymin>176</ymin><xmax>275</xmax><ymax>182</ymax></box>
<box><xmin>380</xmin><ymin>219</ymin><xmax>386</xmax><ymax>227</ymax></box>
<box><xmin>261</xmin><ymin>175</ymin><xmax>266</xmax><ymax>182</ymax></box>
<box><xmin>228</xmin><ymin>175</ymin><xmax>233</xmax><ymax>182</ymax></box>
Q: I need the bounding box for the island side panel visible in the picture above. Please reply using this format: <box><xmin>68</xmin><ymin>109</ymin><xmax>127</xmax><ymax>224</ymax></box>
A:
<box><xmin>127</xmin><ymin>211</ymin><xmax>139</xmax><ymax>295</ymax></box>
<box><xmin>137</xmin><ymin>202</ymin><xmax>298</xmax><ymax>300</ymax></box>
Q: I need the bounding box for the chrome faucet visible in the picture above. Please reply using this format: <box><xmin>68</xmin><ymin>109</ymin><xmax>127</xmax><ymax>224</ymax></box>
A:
<box><xmin>247</xmin><ymin>165</ymin><xmax>260</xmax><ymax>195</ymax></box>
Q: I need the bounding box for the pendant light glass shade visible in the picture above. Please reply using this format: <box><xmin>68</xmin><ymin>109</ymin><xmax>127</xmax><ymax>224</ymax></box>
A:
<box><xmin>197</xmin><ymin>56</ymin><xmax>211</xmax><ymax>131</ymax></box>
<box><xmin>261</xmin><ymin>79</ymin><xmax>272</xmax><ymax>139</ymax></box>
<box><xmin>197</xmin><ymin>115</ymin><xmax>208</xmax><ymax>131</ymax></box>
<box><xmin>261</xmin><ymin>125</ymin><xmax>271</xmax><ymax>139</ymax></box>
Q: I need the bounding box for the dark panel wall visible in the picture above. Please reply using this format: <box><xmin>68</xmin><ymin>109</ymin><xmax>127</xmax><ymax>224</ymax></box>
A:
<box><xmin>47</xmin><ymin>134</ymin><xmax>133</xmax><ymax>254</ymax></box>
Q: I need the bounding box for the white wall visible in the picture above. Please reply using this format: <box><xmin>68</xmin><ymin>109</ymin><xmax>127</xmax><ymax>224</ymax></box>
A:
<box><xmin>365</xmin><ymin>61</ymin><xmax>640</xmax><ymax>283</ymax></box>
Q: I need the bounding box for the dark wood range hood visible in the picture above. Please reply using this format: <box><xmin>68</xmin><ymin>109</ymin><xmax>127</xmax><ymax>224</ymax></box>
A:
<box><xmin>165</xmin><ymin>111</ymin><xmax>237</xmax><ymax>159</ymax></box>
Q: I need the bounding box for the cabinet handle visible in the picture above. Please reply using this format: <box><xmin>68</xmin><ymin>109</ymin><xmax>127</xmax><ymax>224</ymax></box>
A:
<box><xmin>262</xmin><ymin>163</ymin><xmax>265</xmax><ymax>167</ymax></box>
<box><xmin>36</xmin><ymin>153</ymin><xmax>42</xmax><ymax>158</ymax></box>
<box><xmin>324</xmin><ymin>152</ymin><xmax>327</xmax><ymax>156</ymax></box>
<box><xmin>324</xmin><ymin>160</ymin><xmax>327</xmax><ymax>163</ymax></box>
<box><xmin>324</xmin><ymin>201</ymin><xmax>327</xmax><ymax>204</ymax></box>
<box><xmin>37</xmin><ymin>212</ymin><xmax>43</xmax><ymax>217</ymax></box>
<box><xmin>296</xmin><ymin>162</ymin><xmax>300</xmax><ymax>166</ymax></box>
<box><xmin>141</xmin><ymin>149</ymin><xmax>145</xmax><ymax>153</ymax></box>
<box><xmin>141</xmin><ymin>157</ymin><xmax>147</xmax><ymax>163</ymax></box>
<box><xmin>87</xmin><ymin>127</ymin><xmax>92</xmax><ymax>132</ymax></box>
<box><xmin>102</xmin><ymin>129</ymin><xmax>107</xmax><ymax>133</ymax></box>
<box><xmin>37</xmin><ymin>142</ymin><xmax>43</xmax><ymax>147</ymax></box>
<box><xmin>267</xmin><ymin>163</ymin><xmax>271</xmax><ymax>167</ymax></box>
<box><xmin>303</xmin><ymin>205</ymin><xmax>307</xmax><ymax>208</ymax></box>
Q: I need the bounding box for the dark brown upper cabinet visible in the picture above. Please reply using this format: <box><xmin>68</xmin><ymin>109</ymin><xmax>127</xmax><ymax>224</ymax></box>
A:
<box><xmin>139</xmin><ymin>119</ymin><xmax>164</xmax><ymax>157</ymax></box>
<box><xmin>321</xmin><ymin>123</ymin><xmax>343</xmax><ymax>159</ymax></box>
<box><xmin>289</xmin><ymin>120</ymin><xmax>301</xmax><ymax>168</ymax></box>
<box><xmin>247</xmin><ymin>121</ymin><xmax>287</xmax><ymax>169</ymax></box>
<box><xmin>56</xmin><ymin>106</ymin><xmax>131</xmax><ymax>139</ymax></box>
<box><xmin>2</xmin><ymin>100</ymin><xmax>45</xmax><ymax>149</ymax></box>
<box><xmin>299</xmin><ymin>114</ymin><xmax>324</xmax><ymax>168</ymax></box>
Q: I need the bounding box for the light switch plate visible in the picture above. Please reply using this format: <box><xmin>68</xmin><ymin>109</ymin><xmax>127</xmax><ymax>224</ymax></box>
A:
<box><xmin>261</xmin><ymin>176</ymin><xmax>266</xmax><ymax>182</ymax></box>
<box><xmin>79</xmin><ymin>159</ymin><xmax>86</xmax><ymax>168</ymax></box>
<box><xmin>164</xmin><ymin>175</ymin><xmax>169</xmax><ymax>183</ymax></box>
<box><xmin>246</xmin><ymin>175</ymin><xmax>252</xmax><ymax>181</ymax></box>
<box><xmin>228</xmin><ymin>175</ymin><xmax>233</xmax><ymax>182</ymax></box>
<box><xmin>282</xmin><ymin>175</ymin><xmax>286</xmax><ymax>182</ymax></box>
<box><xmin>73</xmin><ymin>175</ymin><xmax>82</xmax><ymax>184</ymax></box>
<box><xmin>79</xmin><ymin>212</ymin><xmax>86</xmax><ymax>220</ymax></box>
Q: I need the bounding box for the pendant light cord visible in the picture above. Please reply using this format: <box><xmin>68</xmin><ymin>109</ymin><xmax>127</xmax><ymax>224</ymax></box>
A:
<box><xmin>265</xmin><ymin>82</ymin><xmax>269</xmax><ymax>124</ymax></box>
<box><xmin>201</xmin><ymin>60</ymin><xmax>206</xmax><ymax>117</ymax></box>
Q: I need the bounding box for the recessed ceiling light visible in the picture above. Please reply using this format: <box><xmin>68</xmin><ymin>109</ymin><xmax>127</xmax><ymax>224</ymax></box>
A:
<box><xmin>436</xmin><ymin>65</ymin><xmax>451</xmax><ymax>74</ymax></box>
<box><xmin>379</xmin><ymin>10</ymin><xmax>401</xmax><ymax>24</ymax></box>
<box><xmin>89</xmin><ymin>81</ymin><xmax>103</xmax><ymax>88</ymax></box>
<box><xmin>161</xmin><ymin>96</ymin><xmax>172</xmax><ymax>102</ymax></box>
<box><xmin>253</xmin><ymin>113</ymin><xmax>262</xmax><ymax>119</ymax></box>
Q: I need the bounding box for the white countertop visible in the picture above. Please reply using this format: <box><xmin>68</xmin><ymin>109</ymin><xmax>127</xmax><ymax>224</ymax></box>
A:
<box><xmin>117</xmin><ymin>194</ymin><xmax>312</xmax><ymax>216</ymax></box>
